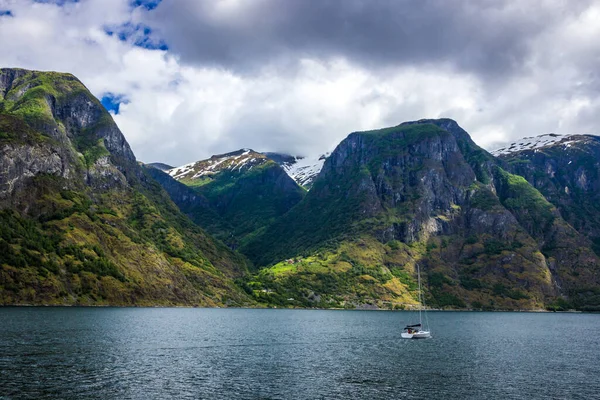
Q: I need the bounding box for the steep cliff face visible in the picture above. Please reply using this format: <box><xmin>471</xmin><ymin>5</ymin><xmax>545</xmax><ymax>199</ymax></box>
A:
<box><xmin>165</xmin><ymin>149</ymin><xmax>305</xmax><ymax>246</ymax></box>
<box><xmin>242</xmin><ymin>120</ymin><xmax>599</xmax><ymax>310</ymax></box>
<box><xmin>0</xmin><ymin>68</ymin><xmax>250</xmax><ymax>306</ymax></box>
<box><xmin>496</xmin><ymin>134</ymin><xmax>600</xmax><ymax>253</ymax></box>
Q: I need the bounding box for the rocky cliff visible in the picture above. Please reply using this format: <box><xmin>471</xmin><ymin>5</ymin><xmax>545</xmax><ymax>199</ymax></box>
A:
<box><xmin>495</xmin><ymin>134</ymin><xmax>600</xmax><ymax>253</ymax></box>
<box><xmin>0</xmin><ymin>68</ymin><xmax>250</xmax><ymax>306</ymax></box>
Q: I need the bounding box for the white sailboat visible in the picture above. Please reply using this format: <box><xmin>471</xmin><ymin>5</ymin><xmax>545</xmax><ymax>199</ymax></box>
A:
<box><xmin>401</xmin><ymin>263</ymin><xmax>431</xmax><ymax>339</ymax></box>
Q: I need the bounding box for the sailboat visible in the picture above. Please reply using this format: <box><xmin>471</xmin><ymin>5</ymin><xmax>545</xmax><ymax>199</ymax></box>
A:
<box><xmin>401</xmin><ymin>263</ymin><xmax>431</xmax><ymax>339</ymax></box>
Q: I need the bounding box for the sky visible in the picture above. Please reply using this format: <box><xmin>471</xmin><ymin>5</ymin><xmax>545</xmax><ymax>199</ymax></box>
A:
<box><xmin>1</xmin><ymin>0</ymin><xmax>599</xmax><ymax>166</ymax></box>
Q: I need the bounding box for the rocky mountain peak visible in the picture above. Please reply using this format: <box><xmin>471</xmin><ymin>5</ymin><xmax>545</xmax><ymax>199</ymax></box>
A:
<box><xmin>1</xmin><ymin>68</ymin><xmax>137</xmax><ymax>174</ymax></box>
<box><xmin>0</xmin><ymin>68</ymin><xmax>143</xmax><ymax>203</ymax></box>
<box><xmin>0</xmin><ymin>67</ymin><xmax>251</xmax><ymax>306</ymax></box>
<box><xmin>167</xmin><ymin>149</ymin><xmax>269</xmax><ymax>181</ymax></box>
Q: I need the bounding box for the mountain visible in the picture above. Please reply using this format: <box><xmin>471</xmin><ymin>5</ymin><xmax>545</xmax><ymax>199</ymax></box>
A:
<box><xmin>0</xmin><ymin>68</ymin><xmax>250</xmax><ymax>306</ymax></box>
<box><xmin>166</xmin><ymin>149</ymin><xmax>305</xmax><ymax>246</ymax></box>
<box><xmin>263</xmin><ymin>152</ymin><xmax>329</xmax><ymax>189</ymax></box>
<box><xmin>494</xmin><ymin>134</ymin><xmax>600</xmax><ymax>257</ymax></box>
<box><xmin>241</xmin><ymin>119</ymin><xmax>600</xmax><ymax>310</ymax></box>
<box><xmin>144</xmin><ymin>164</ymin><xmax>234</xmax><ymax>244</ymax></box>
<box><xmin>4</xmin><ymin>68</ymin><xmax>599</xmax><ymax>311</ymax></box>
<box><xmin>146</xmin><ymin>162</ymin><xmax>174</xmax><ymax>171</ymax></box>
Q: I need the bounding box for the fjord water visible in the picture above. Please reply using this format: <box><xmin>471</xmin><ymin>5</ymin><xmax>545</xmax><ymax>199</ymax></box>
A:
<box><xmin>1</xmin><ymin>309</ymin><xmax>599</xmax><ymax>399</ymax></box>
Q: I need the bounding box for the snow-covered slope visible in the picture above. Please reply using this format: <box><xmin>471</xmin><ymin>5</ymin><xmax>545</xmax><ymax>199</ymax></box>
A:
<box><xmin>168</xmin><ymin>149</ymin><xmax>268</xmax><ymax>181</ymax></box>
<box><xmin>264</xmin><ymin>152</ymin><xmax>329</xmax><ymax>188</ymax></box>
<box><xmin>491</xmin><ymin>134</ymin><xmax>580</xmax><ymax>156</ymax></box>
<box><xmin>168</xmin><ymin>149</ymin><xmax>330</xmax><ymax>188</ymax></box>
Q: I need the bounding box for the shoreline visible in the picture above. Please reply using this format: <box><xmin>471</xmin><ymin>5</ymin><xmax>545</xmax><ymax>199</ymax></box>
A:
<box><xmin>0</xmin><ymin>304</ymin><xmax>589</xmax><ymax>313</ymax></box>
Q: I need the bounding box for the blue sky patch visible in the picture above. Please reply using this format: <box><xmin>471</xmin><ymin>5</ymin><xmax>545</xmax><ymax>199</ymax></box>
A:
<box><xmin>131</xmin><ymin>0</ymin><xmax>162</xmax><ymax>11</ymax></box>
<box><xmin>0</xmin><ymin>10</ymin><xmax>13</xmax><ymax>17</ymax></box>
<box><xmin>104</xmin><ymin>22</ymin><xmax>168</xmax><ymax>51</ymax></box>
<box><xmin>101</xmin><ymin>93</ymin><xmax>128</xmax><ymax>115</ymax></box>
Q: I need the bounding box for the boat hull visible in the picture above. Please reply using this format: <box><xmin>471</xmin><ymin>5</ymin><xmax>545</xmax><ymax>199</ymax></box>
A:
<box><xmin>401</xmin><ymin>330</ymin><xmax>431</xmax><ymax>339</ymax></box>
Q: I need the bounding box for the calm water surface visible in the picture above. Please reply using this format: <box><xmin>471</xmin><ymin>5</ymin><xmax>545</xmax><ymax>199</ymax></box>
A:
<box><xmin>1</xmin><ymin>308</ymin><xmax>599</xmax><ymax>399</ymax></box>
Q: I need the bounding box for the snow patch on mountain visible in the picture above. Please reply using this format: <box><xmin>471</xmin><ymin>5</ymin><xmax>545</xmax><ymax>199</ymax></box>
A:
<box><xmin>264</xmin><ymin>152</ymin><xmax>330</xmax><ymax>188</ymax></box>
<box><xmin>283</xmin><ymin>154</ymin><xmax>329</xmax><ymax>188</ymax></box>
<box><xmin>167</xmin><ymin>149</ymin><xmax>268</xmax><ymax>181</ymax></box>
<box><xmin>491</xmin><ymin>134</ymin><xmax>578</xmax><ymax>156</ymax></box>
<box><xmin>167</xmin><ymin>149</ymin><xmax>330</xmax><ymax>188</ymax></box>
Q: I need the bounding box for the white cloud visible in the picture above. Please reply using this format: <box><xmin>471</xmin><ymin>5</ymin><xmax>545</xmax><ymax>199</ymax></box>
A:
<box><xmin>0</xmin><ymin>0</ymin><xmax>599</xmax><ymax>167</ymax></box>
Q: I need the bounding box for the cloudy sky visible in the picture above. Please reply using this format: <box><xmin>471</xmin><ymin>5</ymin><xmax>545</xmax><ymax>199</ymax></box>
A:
<box><xmin>1</xmin><ymin>0</ymin><xmax>599</xmax><ymax>166</ymax></box>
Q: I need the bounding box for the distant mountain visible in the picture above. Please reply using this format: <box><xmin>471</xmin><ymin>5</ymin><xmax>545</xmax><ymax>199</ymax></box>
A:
<box><xmin>146</xmin><ymin>162</ymin><xmax>174</xmax><ymax>171</ymax></box>
<box><xmin>165</xmin><ymin>149</ymin><xmax>305</xmax><ymax>246</ymax></box>
<box><xmin>491</xmin><ymin>133</ymin><xmax>583</xmax><ymax>156</ymax></box>
<box><xmin>263</xmin><ymin>152</ymin><xmax>329</xmax><ymax>189</ymax></box>
<box><xmin>242</xmin><ymin>119</ymin><xmax>600</xmax><ymax>310</ymax></box>
<box><xmin>0</xmin><ymin>68</ymin><xmax>250</xmax><ymax>306</ymax></box>
<box><xmin>168</xmin><ymin>149</ymin><xmax>265</xmax><ymax>182</ymax></box>
<box><xmin>495</xmin><ymin>133</ymin><xmax>600</xmax><ymax>258</ymax></box>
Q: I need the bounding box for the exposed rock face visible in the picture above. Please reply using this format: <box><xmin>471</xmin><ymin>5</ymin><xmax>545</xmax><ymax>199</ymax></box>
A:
<box><xmin>0</xmin><ymin>140</ymin><xmax>72</xmax><ymax>207</ymax></box>
<box><xmin>318</xmin><ymin>122</ymin><xmax>476</xmax><ymax>241</ymax></box>
<box><xmin>243</xmin><ymin>120</ymin><xmax>600</xmax><ymax>309</ymax></box>
<box><xmin>497</xmin><ymin>134</ymin><xmax>600</xmax><ymax>254</ymax></box>
<box><xmin>0</xmin><ymin>68</ymin><xmax>29</xmax><ymax>99</ymax></box>
<box><xmin>0</xmin><ymin>68</ymin><xmax>249</xmax><ymax>306</ymax></box>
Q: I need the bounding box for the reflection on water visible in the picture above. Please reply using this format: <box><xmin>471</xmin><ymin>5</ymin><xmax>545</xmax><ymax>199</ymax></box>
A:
<box><xmin>1</xmin><ymin>308</ymin><xmax>599</xmax><ymax>399</ymax></box>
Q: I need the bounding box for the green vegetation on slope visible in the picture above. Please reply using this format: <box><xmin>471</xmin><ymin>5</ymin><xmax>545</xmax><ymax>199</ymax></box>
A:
<box><xmin>0</xmin><ymin>68</ymin><xmax>251</xmax><ymax>306</ymax></box>
<box><xmin>242</xmin><ymin>123</ymin><xmax>451</xmax><ymax>267</ymax></box>
<box><xmin>168</xmin><ymin>152</ymin><xmax>305</xmax><ymax>247</ymax></box>
<box><xmin>494</xmin><ymin>167</ymin><xmax>556</xmax><ymax>236</ymax></box>
<box><xmin>239</xmin><ymin>237</ymin><xmax>419</xmax><ymax>309</ymax></box>
<box><xmin>241</xmin><ymin>120</ymin><xmax>599</xmax><ymax>310</ymax></box>
<box><xmin>2</xmin><ymin>70</ymin><xmax>88</xmax><ymax>126</ymax></box>
<box><xmin>200</xmin><ymin>160</ymin><xmax>304</xmax><ymax>241</ymax></box>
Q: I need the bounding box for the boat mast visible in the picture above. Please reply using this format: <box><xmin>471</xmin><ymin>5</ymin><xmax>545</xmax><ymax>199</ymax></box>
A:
<box><xmin>417</xmin><ymin>263</ymin><xmax>422</xmax><ymax>327</ymax></box>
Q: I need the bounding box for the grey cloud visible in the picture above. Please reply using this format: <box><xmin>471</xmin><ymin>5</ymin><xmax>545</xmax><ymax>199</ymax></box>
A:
<box><xmin>4</xmin><ymin>0</ymin><xmax>599</xmax><ymax>166</ymax></box>
<box><xmin>142</xmin><ymin>0</ymin><xmax>591</xmax><ymax>79</ymax></box>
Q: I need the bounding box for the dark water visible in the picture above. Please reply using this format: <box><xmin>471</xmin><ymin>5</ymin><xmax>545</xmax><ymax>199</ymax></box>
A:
<box><xmin>1</xmin><ymin>309</ymin><xmax>599</xmax><ymax>399</ymax></box>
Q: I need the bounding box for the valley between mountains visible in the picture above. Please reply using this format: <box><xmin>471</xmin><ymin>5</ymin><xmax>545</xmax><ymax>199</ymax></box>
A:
<box><xmin>1</xmin><ymin>68</ymin><xmax>599</xmax><ymax>311</ymax></box>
